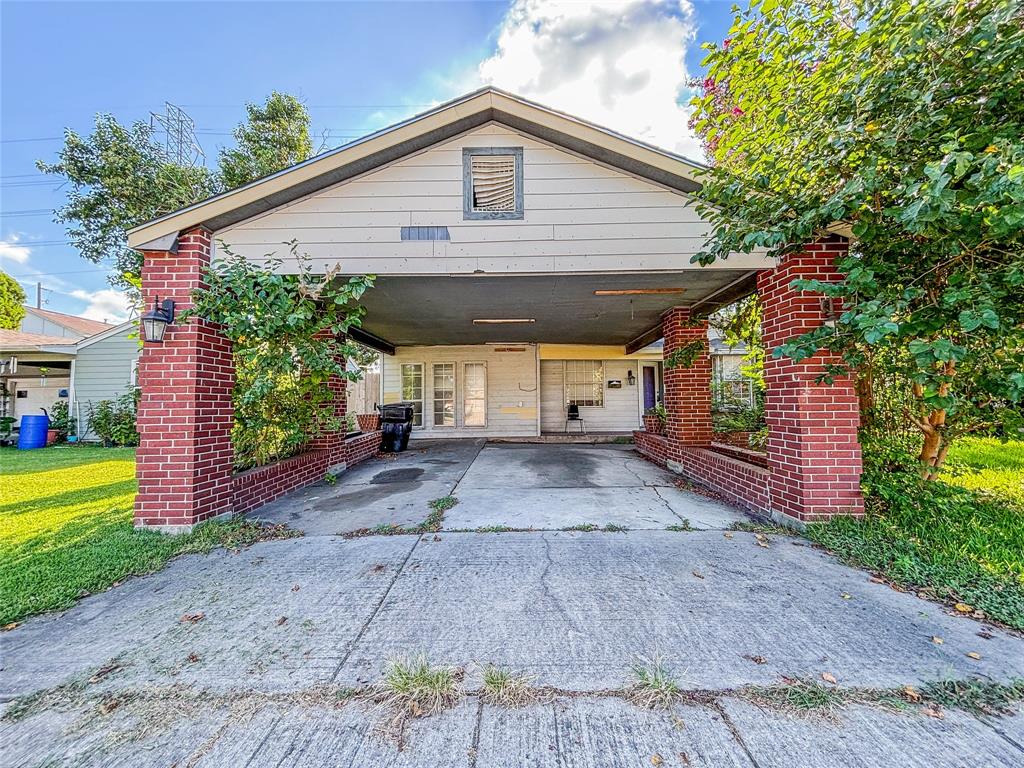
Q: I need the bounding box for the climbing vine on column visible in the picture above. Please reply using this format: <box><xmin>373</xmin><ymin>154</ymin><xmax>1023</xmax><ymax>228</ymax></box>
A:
<box><xmin>188</xmin><ymin>242</ymin><xmax>376</xmax><ymax>468</ymax></box>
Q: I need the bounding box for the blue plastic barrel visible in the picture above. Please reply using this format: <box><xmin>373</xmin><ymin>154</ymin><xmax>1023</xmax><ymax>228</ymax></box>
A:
<box><xmin>17</xmin><ymin>414</ymin><xmax>49</xmax><ymax>450</ymax></box>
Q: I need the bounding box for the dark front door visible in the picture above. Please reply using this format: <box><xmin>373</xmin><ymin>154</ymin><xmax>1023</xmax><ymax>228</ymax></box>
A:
<box><xmin>642</xmin><ymin>366</ymin><xmax>656</xmax><ymax>411</ymax></box>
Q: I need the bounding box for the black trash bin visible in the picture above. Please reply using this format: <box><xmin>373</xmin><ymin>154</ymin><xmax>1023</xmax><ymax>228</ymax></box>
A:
<box><xmin>378</xmin><ymin>402</ymin><xmax>415</xmax><ymax>453</ymax></box>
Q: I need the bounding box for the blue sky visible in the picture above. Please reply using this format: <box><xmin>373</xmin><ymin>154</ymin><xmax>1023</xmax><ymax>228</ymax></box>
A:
<box><xmin>1</xmin><ymin>1</ymin><xmax>732</xmax><ymax>321</ymax></box>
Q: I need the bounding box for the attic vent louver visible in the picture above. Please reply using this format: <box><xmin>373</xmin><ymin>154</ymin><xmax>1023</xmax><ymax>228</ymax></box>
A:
<box><xmin>463</xmin><ymin>147</ymin><xmax>523</xmax><ymax>220</ymax></box>
<box><xmin>471</xmin><ymin>155</ymin><xmax>516</xmax><ymax>211</ymax></box>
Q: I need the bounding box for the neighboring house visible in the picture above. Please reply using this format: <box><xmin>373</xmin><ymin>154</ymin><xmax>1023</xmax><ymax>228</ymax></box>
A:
<box><xmin>0</xmin><ymin>317</ymin><xmax>140</xmax><ymax>440</ymax></box>
<box><xmin>19</xmin><ymin>306</ymin><xmax>114</xmax><ymax>339</ymax></box>
<box><xmin>126</xmin><ymin>87</ymin><xmax>864</xmax><ymax>530</ymax></box>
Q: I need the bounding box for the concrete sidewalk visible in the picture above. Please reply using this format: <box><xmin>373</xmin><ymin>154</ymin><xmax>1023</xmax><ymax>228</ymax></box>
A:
<box><xmin>3</xmin><ymin>530</ymin><xmax>1023</xmax><ymax>766</ymax></box>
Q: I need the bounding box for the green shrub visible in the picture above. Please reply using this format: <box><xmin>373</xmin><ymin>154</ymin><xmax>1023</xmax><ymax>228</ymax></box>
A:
<box><xmin>87</xmin><ymin>389</ymin><xmax>139</xmax><ymax>447</ymax></box>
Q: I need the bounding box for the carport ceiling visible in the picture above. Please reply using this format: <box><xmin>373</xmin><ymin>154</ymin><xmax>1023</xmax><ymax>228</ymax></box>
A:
<box><xmin>358</xmin><ymin>271</ymin><xmax>756</xmax><ymax>347</ymax></box>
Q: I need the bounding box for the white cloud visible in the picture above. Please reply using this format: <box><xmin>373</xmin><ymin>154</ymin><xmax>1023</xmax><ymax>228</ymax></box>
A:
<box><xmin>0</xmin><ymin>236</ymin><xmax>31</xmax><ymax>264</ymax></box>
<box><xmin>478</xmin><ymin>0</ymin><xmax>703</xmax><ymax>159</ymax></box>
<box><xmin>70</xmin><ymin>288</ymin><xmax>131</xmax><ymax>323</ymax></box>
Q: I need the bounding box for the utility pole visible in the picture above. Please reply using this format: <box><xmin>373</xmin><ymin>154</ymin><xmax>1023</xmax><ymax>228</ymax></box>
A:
<box><xmin>36</xmin><ymin>282</ymin><xmax>41</xmax><ymax>309</ymax></box>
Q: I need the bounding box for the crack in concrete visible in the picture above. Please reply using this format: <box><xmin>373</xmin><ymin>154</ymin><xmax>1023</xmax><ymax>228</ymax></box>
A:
<box><xmin>713</xmin><ymin>701</ymin><xmax>763</xmax><ymax>768</ymax></box>
<box><xmin>539</xmin><ymin>534</ymin><xmax>580</xmax><ymax>635</ymax></box>
<box><xmin>978</xmin><ymin>715</ymin><xmax>1024</xmax><ymax>754</ymax></box>
<box><xmin>651</xmin><ymin>485</ymin><xmax>690</xmax><ymax>525</ymax></box>
<box><xmin>330</xmin><ymin>535</ymin><xmax>420</xmax><ymax>683</ymax></box>
<box><xmin>449</xmin><ymin>438</ymin><xmax>487</xmax><ymax>496</ymax></box>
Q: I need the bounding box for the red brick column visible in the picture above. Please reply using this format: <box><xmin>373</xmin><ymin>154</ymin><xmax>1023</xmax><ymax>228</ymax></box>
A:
<box><xmin>758</xmin><ymin>236</ymin><xmax>864</xmax><ymax>523</ymax></box>
<box><xmin>134</xmin><ymin>227</ymin><xmax>235</xmax><ymax>531</ymax></box>
<box><xmin>661</xmin><ymin>307</ymin><xmax>712</xmax><ymax>457</ymax></box>
<box><xmin>307</xmin><ymin>329</ymin><xmax>348</xmax><ymax>467</ymax></box>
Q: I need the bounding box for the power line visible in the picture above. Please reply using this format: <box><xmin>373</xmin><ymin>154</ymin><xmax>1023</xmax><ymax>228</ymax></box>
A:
<box><xmin>1</xmin><ymin>208</ymin><xmax>52</xmax><ymax>215</ymax></box>
<box><xmin>0</xmin><ymin>136</ymin><xmax>63</xmax><ymax>144</ymax></box>
<box><xmin>9</xmin><ymin>267</ymin><xmax>110</xmax><ymax>277</ymax></box>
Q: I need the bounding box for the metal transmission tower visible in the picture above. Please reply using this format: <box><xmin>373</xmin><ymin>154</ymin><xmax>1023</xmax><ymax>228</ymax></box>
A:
<box><xmin>150</xmin><ymin>102</ymin><xmax>205</xmax><ymax>166</ymax></box>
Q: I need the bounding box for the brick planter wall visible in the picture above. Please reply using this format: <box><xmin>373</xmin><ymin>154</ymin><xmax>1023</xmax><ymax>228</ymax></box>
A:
<box><xmin>231</xmin><ymin>431</ymin><xmax>382</xmax><ymax>517</ymax></box>
<box><xmin>633</xmin><ymin>431</ymin><xmax>770</xmax><ymax>514</ymax></box>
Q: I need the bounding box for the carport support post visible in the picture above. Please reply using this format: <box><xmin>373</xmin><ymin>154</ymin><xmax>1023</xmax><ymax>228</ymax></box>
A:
<box><xmin>661</xmin><ymin>307</ymin><xmax>713</xmax><ymax>455</ymax></box>
<box><xmin>308</xmin><ymin>328</ymin><xmax>348</xmax><ymax>471</ymax></box>
<box><xmin>134</xmin><ymin>227</ymin><xmax>235</xmax><ymax>531</ymax></box>
<box><xmin>758</xmin><ymin>236</ymin><xmax>864</xmax><ymax>524</ymax></box>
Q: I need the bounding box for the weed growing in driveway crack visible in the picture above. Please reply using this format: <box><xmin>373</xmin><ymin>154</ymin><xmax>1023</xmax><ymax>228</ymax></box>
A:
<box><xmin>480</xmin><ymin>665</ymin><xmax>544</xmax><ymax>707</ymax></box>
<box><xmin>729</xmin><ymin>520</ymin><xmax>789</xmax><ymax>535</ymax></box>
<box><xmin>563</xmin><ymin>523</ymin><xmax>599</xmax><ymax>532</ymax></box>
<box><xmin>362</xmin><ymin>655</ymin><xmax>465</xmax><ymax>747</ymax></box>
<box><xmin>666</xmin><ymin>521</ymin><xmax>693</xmax><ymax>532</ymax></box>
<box><xmin>627</xmin><ymin>655</ymin><xmax>682</xmax><ymax>709</ymax></box>
<box><xmin>602</xmin><ymin>523</ymin><xmax>629</xmax><ymax>533</ymax></box>
<box><xmin>429</xmin><ymin>496</ymin><xmax>458</xmax><ymax>513</ymax></box>
<box><xmin>920</xmin><ymin>678</ymin><xmax>1024</xmax><ymax>716</ymax></box>
<box><xmin>343</xmin><ymin>497</ymin><xmax>457</xmax><ymax>538</ymax></box>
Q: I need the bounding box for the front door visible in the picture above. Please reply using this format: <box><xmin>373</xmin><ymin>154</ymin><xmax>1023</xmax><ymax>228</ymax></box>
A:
<box><xmin>642</xmin><ymin>366</ymin><xmax>656</xmax><ymax>411</ymax></box>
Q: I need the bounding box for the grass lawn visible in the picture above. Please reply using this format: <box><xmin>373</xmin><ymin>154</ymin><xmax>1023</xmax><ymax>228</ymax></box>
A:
<box><xmin>808</xmin><ymin>436</ymin><xmax>1024</xmax><ymax>631</ymax></box>
<box><xmin>0</xmin><ymin>445</ymin><xmax>297</xmax><ymax>626</ymax></box>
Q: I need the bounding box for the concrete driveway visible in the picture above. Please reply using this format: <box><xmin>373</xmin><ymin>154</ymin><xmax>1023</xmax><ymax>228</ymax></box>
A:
<box><xmin>254</xmin><ymin>439</ymin><xmax>748</xmax><ymax>534</ymax></box>
<box><xmin>3</xmin><ymin>440</ymin><xmax>1024</xmax><ymax>767</ymax></box>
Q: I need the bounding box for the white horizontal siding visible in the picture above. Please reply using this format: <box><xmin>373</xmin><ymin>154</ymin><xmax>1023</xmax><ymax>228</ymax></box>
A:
<box><xmin>216</xmin><ymin>123</ymin><xmax>771</xmax><ymax>274</ymax></box>
<box><xmin>381</xmin><ymin>345</ymin><xmax>538</xmax><ymax>438</ymax></box>
<box><xmin>72</xmin><ymin>329</ymin><xmax>140</xmax><ymax>439</ymax></box>
<box><xmin>540</xmin><ymin>359</ymin><xmax>641</xmax><ymax>433</ymax></box>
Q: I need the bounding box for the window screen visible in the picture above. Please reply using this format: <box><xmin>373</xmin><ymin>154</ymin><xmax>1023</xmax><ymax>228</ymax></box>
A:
<box><xmin>564</xmin><ymin>360</ymin><xmax>604</xmax><ymax>407</ymax></box>
<box><xmin>463</xmin><ymin>362</ymin><xmax>486</xmax><ymax>427</ymax></box>
<box><xmin>400</xmin><ymin>363</ymin><xmax>424</xmax><ymax>427</ymax></box>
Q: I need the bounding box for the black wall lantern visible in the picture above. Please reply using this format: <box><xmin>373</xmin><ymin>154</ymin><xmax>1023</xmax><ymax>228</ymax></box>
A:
<box><xmin>141</xmin><ymin>298</ymin><xmax>175</xmax><ymax>343</ymax></box>
<box><xmin>627</xmin><ymin>370</ymin><xmax>636</xmax><ymax>386</ymax></box>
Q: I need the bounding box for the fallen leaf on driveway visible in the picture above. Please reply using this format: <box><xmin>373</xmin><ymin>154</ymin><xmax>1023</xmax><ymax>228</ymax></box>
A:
<box><xmin>754</xmin><ymin>534</ymin><xmax>769</xmax><ymax>548</ymax></box>
<box><xmin>692</xmin><ymin>570</ymin><xmax>705</xmax><ymax>579</ymax></box>
<box><xmin>88</xmin><ymin>663</ymin><xmax>121</xmax><ymax>684</ymax></box>
<box><xmin>2</xmin><ymin>622</ymin><xmax>19</xmax><ymax>631</ymax></box>
<box><xmin>679</xmin><ymin>752</ymin><xmax>691</xmax><ymax>766</ymax></box>
<box><xmin>187</xmin><ymin>653</ymin><xmax>200</xmax><ymax>664</ymax></box>
<box><xmin>723</xmin><ymin>532</ymin><xmax>734</xmax><ymax>539</ymax></box>
<box><xmin>966</xmin><ymin>652</ymin><xmax>981</xmax><ymax>660</ymax></box>
<box><xmin>180</xmin><ymin>612</ymin><xmax>205</xmax><ymax>624</ymax></box>
<box><xmin>954</xmin><ymin>602</ymin><xmax>973</xmax><ymax>614</ymax></box>
<box><xmin>903</xmin><ymin>685</ymin><xmax>921</xmax><ymax>702</ymax></box>
<box><xmin>277</xmin><ymin>616</ymin><xmax>288</xmax><ymax>626</ymax></box>
<box><xmin>978</xmin><ymin>630</ymin><xmax>995</xmax><ymax>640</ymax></box>
<box><xmin>650</xmin><ymin>755</ymin><xmax>664</xmax><ymax>766</ymax></box>
<box><xmin>931</xmin><ymin>636</ymin><xmax>944</xmax><ymax>645</ymax></box>
<box><xmin>291</xmin><ymin>584</ymin><xmax>301</xmax><ymax>592</ymax></box>
<box><xmin>821</xmin><ymin>672</ymin><xmax>838</xmax><ymax>685</ymax></box>
<box><xmin>922</xmin><ymin>705</ymin><xmax>944</xmax><ymax>719</ymax></box>
<box><xmin>841</xmin><ymin>593</ymin><xmax>852</xmax><ymax>600</ymax></box>
<box><xmin>744</xmin><ymin>654</ymin><xmax>767</xmax><ymax>665</ymax></box>
<box><xmin>869</xmin><ymin>575</ymin><xmax>885</xmax><ymax>584</ymax></box>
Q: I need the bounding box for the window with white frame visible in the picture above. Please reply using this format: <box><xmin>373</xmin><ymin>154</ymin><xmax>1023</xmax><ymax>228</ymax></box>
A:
<box><xmin>463</xmin><ymin>147</ymin><xmax>524</xmax><ymax>220</ymax></box>
<box><xmin>400</xmin><ymin>363</ymin><xmax>424</xmax><ymax>427</ymax></box>
<box><xmin>564</xmin><ymin>360</ymin><xmax>603</xmax><ymax>407</ymax></box>
<box><xmin>432</xmin><ymin>363</ymin><xmax>455</xmax><ymax>427</ymax></box>
<box><xmin>463</xmin><ymin>362</ymin><xmax>486</xmax><ymax>427</ymax></box>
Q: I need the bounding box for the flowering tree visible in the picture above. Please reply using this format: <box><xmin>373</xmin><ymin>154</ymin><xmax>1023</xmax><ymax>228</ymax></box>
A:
<box><xmin>690</xmin><ymin>0</ymin><xmax>1024</xmax><ymax>476</ymax></box>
